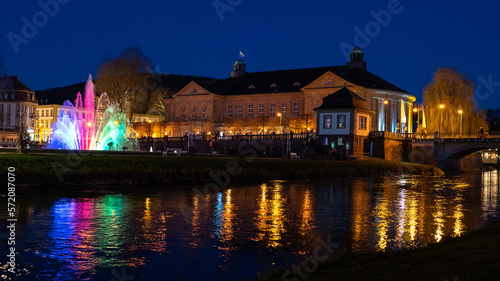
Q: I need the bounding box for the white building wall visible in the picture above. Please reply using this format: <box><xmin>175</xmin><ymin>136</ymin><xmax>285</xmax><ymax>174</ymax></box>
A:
<box><xmin>355</xmin><ymin>113</ymin><xmax>370</xmax><ymax>136</ymax></box>
<box><xmin>318</xmin><ymin>112</ymin><xmax>351</xmax><ymax>135</ymax></box>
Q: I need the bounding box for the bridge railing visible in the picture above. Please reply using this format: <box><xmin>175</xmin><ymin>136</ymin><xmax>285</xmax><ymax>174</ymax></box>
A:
<box><xmin>137</xmin><ymin>132</ymin><xmax>316</xmax><ymax>143</ymax></box>
<box><xmin>413</xmin><ymin>131</ymin><xmax>500</xmax><ymax>142</ymax></box>
<box><xmin>215</xmin><ymin>132</ymin><xmax>313</xmax><ymax>141</ymax></box>
<box><xmin>439</xmin><ymin>135</ymin><xmax>500</xmax><ymax>142</ymax></box>
<box><xmin>369</xmin><ymin>131</ymin><xmax>413</xmax><ymax>139</ymax></box>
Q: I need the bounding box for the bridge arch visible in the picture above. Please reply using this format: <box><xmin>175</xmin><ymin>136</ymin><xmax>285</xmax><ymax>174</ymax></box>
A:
<box><xmin>445</xmin><ymin>143</ymin><xmax>500</xmax><ymax>160</ymax></box>
<box><xmin>428</xmin><ymin>138</ymin><xmax>500</xmax><ymax>171</ymax></box>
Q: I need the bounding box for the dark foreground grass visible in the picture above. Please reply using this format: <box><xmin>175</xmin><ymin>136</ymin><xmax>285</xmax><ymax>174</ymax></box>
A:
<box><xmin>0</xmin><ymin>152</ymin><xmax>443</xmax><ymax>186</ymax></box>
<box><xmin>258</xmin><ymin>221</ymin><xmax>500</xmax><ymax>281</ymax></box>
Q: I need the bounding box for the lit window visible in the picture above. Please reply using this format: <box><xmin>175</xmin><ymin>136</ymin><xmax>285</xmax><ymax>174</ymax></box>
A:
<box><xmin>282</xmin><ymin>103</ymin><xmax>287</xmax><ymax>116</ymax></box>
<box><xmin>237</xmin><ymin>104</ymin><xmax>242</xmax><ymax>118</ymax></box>
<box><xmin>359</xmin><ymin>116</ymin><xmax>367</xmax><ymax>130</ymax></box>
<box><xmin>259</xmin><ymin>104</ymin><xmax>264</xmax><ymax>117</ymax></box>
<box><xmin>337</xmin><ymin>115</ymin><xmax>346</xmax><ymax>128</ymax></box>
<box><xmin>323</xmin><ymin>115</ymin><xmax>332</xmax><ymax>129</ymax></box>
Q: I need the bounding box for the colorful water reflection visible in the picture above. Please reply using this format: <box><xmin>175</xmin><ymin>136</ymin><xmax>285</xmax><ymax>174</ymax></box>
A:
<box><xmin>12</xmin><ymin>172</ymin><xmax>500</xmax><ymax>280</ymax></box>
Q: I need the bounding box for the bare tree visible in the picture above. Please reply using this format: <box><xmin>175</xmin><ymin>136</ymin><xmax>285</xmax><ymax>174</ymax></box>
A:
<box><xmin>0</xmin><ymin>39</ymin><xmax>10</xmax><ymax>90</ymax></box>
<box><xmin>17</xmin><ymin>111</ymin><xmax>31</xmax><ymax>154</ymax></box>
<box><xmin>0</xmin><ymin>34</ymin><xmax>5</xmax><ymax>74</ymax></box>
<box><xmin>0</xmin><ymin>75</ymin><xmax>11</xmax><ymax>91</ymax></box>
<box><xmin>486</xmin><ymin>109</ymin><xmax>500</xmax><ymax>133</ymax></box>
<box><xmin>96</xmin><ymin>47</ymin><xmax>154</xmax><ymax>121</ymax></box>
<box><xmin>423</xmin><ymin>68</ymin><xmax>487</xmax><ymax>136</ymax></box>
<box><xmin>149</xmin><ymin>86</ymin><xmax>173</xmax><ymax>119</ymax></box>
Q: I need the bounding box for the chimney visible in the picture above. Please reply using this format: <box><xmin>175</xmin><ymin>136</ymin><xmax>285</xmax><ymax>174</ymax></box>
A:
<box><xmin>15</xmin><ymin>75</ymin><xmax>19</xmax><ymax>81</ymax></box>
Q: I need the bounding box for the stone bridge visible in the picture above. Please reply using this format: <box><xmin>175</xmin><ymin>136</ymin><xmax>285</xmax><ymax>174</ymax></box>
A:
<box><xmin>411</xmin><ymin>135</ymin><xmax>500</xmax><ymax>171</ymax></box>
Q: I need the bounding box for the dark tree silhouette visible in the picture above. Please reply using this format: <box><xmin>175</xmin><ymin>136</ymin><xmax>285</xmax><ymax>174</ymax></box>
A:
<box><xmin>486</xmin><ymin>109</ymin><xmax>500</xmax><ymax>133</ymax></box>
<box><xmin>96</xmin><ymin>47</ymin><xmax>155</xmax><ymax>121</ymax></box>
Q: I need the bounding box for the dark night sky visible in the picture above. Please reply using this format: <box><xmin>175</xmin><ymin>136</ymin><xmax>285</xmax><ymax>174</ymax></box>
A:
<box><xmin>1</xmin><ymin>0</ymin><xmax>499</xmax><ymax>108</ymax></box>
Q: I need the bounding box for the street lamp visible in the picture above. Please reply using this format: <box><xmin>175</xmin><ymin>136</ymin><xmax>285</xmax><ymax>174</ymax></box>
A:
<box><xmin>439</xmin><ymin>104</ymin><xmax>445</xmax><ymax>138</ymax></box>
<box><xmin>148</xmin><ymin>120</ymin><xmax>152</xmax><ymax>139</ymax></box>
<box><xmin>383</xmin><ymin>99</ymin><xmax>389</xmax><ymax>132</ymax></box>
<box><xmin>277</xmin><ymin>113</ymin><xmax>282</xmax><ymax>134</ymax></box>
<box><xmin>458</xmin><ymin>110</ymin><xmax>463</xmax><ymax>137</ymax></box>
<box><xmin>413</xmin><ymin>107</ymin><xmax>418</xmax><ymax>133</ymax></box>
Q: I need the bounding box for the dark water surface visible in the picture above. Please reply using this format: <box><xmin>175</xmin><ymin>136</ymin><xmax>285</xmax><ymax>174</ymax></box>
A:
<box><xmin>1</xmin><ymin>171</ymin><xmax>499</xmax><ymax>280</ymax></box>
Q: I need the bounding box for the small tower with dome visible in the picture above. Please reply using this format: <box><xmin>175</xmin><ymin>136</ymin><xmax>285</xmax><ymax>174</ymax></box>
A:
<box><xmin>347</xmin><ymin>47</ymin><xmax>367</xmax><ymax>70</ymax></box>
<box><xmin>231</xmin><ymin>52</ymin><xmax>247</xmax><ymax>78</ymax></box>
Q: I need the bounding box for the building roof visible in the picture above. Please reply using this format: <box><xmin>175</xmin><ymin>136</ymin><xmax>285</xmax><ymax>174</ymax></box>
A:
<box><xmin>36</xmin><ymin>74</ymin><xmax>220</xmax><ymax>105</ymax></box>
<box><xmin>314</xmin><ymin>87</ymin><xmax>371</xmax><ymax>111</ymax></box>
<box><xmin>0</xmin><ymin>75</ymin><xmax>34</xmax><ymax>92</ymax></box>
<box><xmin>200</xmin><ymin>65</ymin><xmax>408</xmax><ymax>95</ymax></box>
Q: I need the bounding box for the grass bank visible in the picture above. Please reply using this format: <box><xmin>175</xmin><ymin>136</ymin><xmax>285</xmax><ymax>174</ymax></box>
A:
<box><xmin>258</xmin><ymin>221</ymin><xmax>500</xmax><ymax>281</ymax></box>
<box><xmin>0</xmin><ymin>152</ymin><xmax>443</xmax><ymax>186</ymax></box>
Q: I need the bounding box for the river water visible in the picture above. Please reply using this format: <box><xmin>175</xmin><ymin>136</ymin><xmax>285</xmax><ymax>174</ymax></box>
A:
<box><xmin>2</xmin><ymin>171</ymin><xmax>499</xmax><ymax>280</ymax></box>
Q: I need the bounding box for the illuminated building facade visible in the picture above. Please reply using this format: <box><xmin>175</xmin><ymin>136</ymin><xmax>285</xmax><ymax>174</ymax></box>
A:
<box><xmin>0</xmin><ymin>75</ymin><xmax>38</xmax><ymax>147</ymax></box>
<box><xmin>162</xmin><ymin>48</ymin><xmax>416</xmax><ymax>138</ymax></box>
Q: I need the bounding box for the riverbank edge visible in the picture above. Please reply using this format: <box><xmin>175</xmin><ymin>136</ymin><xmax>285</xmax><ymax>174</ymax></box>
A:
<box><xmin>258</xmin><ymin>220</ymin><xmax>500</xmax><ymax>281</ymax></box>
<box><xmin>1</xmin><ymin>153</ymin><xmax>444</xmax><ymax>188</ymax></box>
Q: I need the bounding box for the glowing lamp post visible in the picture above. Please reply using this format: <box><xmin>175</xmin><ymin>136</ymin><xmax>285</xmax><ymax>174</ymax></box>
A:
<box><xmin>383</xmin><ymin>99</ymin><xmax>389</xmax><ymax>132</ymax></box>
<box><xmin>439</xmin><ymin>104</ymin><xmax>445</xmax><ymax>138</ymax></box>
<box><xmin>277</xmin><ymin>113</ymin><xmax>282</xmax><ymax>134</ymax></box>
<box><xmin>148</xmin><ymin>120</ymin><xmax>152</xmax><ymax>139</ymax></box>
<box><xmin>458</xmin><ymin>110</ymin><xmax>463</xmax><ymax>136</ymax></box>
<box><xmin>413</xmin><ymin>107</ymin><xmax>418</xmax><ymax>133</ymax></box>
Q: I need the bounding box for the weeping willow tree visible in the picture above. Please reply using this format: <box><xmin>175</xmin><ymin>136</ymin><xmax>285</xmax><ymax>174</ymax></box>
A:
<box><xmin>423</xmin><ymin>68</ymin><xmax>487</xmax><ymax>136</ymax></box>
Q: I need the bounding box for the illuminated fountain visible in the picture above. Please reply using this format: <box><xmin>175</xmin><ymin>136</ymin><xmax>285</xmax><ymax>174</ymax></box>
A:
<box><xmin>48</xmin><ymin>75</ymin><xmax>139</xmax><ymax>151</ymax></box>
